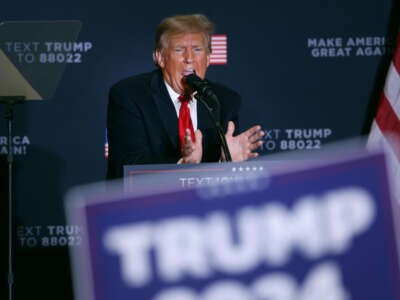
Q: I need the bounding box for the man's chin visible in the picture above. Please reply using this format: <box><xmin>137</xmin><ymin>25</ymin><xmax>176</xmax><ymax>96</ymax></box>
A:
<box><xmin>181</xmin><ymin>79</ymin><xmax>194</xmax><ymax>95</ymax></box>
<box><xmin>183</xmin><ymin>87</ymin><xmax>194</xmax><ymax>95</ymax></box>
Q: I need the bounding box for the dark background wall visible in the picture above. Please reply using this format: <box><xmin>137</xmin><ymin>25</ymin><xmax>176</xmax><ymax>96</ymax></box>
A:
<box><xmin>1</xmin><ymin>0</ymin><xmax>398</xmax><ymax>299</ymax></box>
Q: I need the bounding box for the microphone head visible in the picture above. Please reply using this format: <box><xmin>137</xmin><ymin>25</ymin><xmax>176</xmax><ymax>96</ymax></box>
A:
<box><xmin>184</xmin><ymin>74</ymin><xmax>219</xmax><ymax>105</ymax></box>
<box><xmin>185</xmin><ymin>73</ymin><xmax>202</xmax><ymax>89</ymax></box>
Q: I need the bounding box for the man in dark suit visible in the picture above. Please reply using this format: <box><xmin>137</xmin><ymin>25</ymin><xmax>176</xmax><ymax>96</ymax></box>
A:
<box><xmin>107</xmin><ymin>14</ymin><xmax>263</xmax><ymax>179</ymax></box>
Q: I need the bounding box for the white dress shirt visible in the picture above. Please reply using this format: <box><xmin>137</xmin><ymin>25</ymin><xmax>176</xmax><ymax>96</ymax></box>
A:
<box><xmin>164</xmin><ymin>81</ymin><xmax>198</xmax><ymax>130</ymax></box>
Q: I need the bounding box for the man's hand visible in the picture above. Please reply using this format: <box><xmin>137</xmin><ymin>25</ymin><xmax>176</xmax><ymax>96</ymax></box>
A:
<box><xmin>182</xmin><ymin>129</ymin><xmax>203</xmax><ymax>163</ymax></box>
<box><xmin>223</xmin><ymin>121</ymin><xmax>264</xmax><ymax>162</ymax></box>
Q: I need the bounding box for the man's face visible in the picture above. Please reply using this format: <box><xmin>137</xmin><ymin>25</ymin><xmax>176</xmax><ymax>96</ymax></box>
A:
<box><xmin>155</xmin><ymin>32</ymin><xmax>210</xmax><ymax>95</ymax></box>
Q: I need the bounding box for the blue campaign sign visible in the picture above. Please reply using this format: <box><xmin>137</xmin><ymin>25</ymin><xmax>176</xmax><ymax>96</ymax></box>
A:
<box><xmin>67</xmin><ymin>150</ymin><xmax>400</xmax><ymax>300</ymax></box>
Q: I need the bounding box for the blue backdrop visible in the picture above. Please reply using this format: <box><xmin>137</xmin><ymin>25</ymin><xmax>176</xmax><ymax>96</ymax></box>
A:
<box><xmin>1</xmin><ymin>0</ymin><xmax>399</xmax><ymax>299</ymax></box>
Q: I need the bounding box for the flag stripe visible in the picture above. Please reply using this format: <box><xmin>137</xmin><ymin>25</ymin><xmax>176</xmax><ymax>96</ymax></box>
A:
<box><xmin>368</xmin><ymin>33</ymin><xmax>400</xmax><ymax>161</ymax></box>
<box><xmin>210</xmin><ymin>34</ymin><xmax>227</xmax><ymax>65</ymax></box>
<box><xmin>373</xmin><ymin>98</ymin><xmax>400</xmax><ymax>163</ymax></box>
<box><xmin>384</xmin><ymin>63</ymin><xmax>400</xmax><ymax>117</ymax></box>
<box><xmin>368</xmin><ymin>32</ymin><xmax>400</xmax><ymax>206</ymax></box>
<box><xmin>376</xmin><ymin>93</ymin><xmax>400</xmax><ymax>136</ymax></box>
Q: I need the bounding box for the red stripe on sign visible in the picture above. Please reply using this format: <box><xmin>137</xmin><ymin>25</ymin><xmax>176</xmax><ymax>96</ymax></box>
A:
<box><xmin>393</xmin><ymin>34</ymin><xmax>400</xmax><ymax>74</ymax></box>
<box><xmin>376</xmin><ymin>92</ymin><xmax>400</xmax><ymax>161</ymax></box>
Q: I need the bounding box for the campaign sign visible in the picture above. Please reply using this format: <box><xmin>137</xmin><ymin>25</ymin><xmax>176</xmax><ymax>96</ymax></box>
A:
<box><xmin>67</xmin><ymin>151</ymin><xmax>400</xmax><ymax>300</ymax></box>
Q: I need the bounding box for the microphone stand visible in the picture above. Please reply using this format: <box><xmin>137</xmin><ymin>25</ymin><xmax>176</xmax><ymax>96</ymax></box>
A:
<box><xmin>0</xmin><ymin>95</ymin><xmax>26</xmax><ymax>300</ymax></box>
<box><xmin>194</xmin><ymin>93</ymin><xmax>232</xmax><ymax>162</ymax></box>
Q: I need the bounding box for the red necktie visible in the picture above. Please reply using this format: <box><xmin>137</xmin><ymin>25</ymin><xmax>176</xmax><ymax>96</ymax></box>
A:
<box><xmin>178</xmin><ymin>94</ymin><xmax>195</xmax><ymax>151</ymax></box>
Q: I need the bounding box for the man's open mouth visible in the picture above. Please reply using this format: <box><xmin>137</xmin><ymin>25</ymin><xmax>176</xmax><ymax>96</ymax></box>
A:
<box><xmin>182</xmin><ymin>69</ymin><xmax>195</xmax><ymax>77</ymax></box>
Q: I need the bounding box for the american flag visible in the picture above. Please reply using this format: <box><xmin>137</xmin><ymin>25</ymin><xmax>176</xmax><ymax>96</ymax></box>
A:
<box><xmin>105</xmin><ymin>128</ymin><xmax>109</xmax><ymax>159</ymax></box>
<box><xmin>210</xmin><ymin>34</ymin><xmax>227</xmax><ymax>65</ymax></box>
<box><xmin>367</xmin><ymin>32</ymin><xmax>400</xmax><ymax>204</ymax></box>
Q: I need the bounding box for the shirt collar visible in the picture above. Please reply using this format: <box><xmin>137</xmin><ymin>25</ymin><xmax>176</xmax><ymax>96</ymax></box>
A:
<box><xmin>164</xmin><ymin>80</ymin><xmax>180</xmax><ymax>104</ymax></box>
<box><xmin>164</xmin><ymin>80</ymin><xmax>196</xmax><ymax>104</ymax></box>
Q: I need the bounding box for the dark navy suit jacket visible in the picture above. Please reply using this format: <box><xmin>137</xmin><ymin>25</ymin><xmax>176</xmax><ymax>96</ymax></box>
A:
<box><xmin>106</xmin><ymin>69</ymin><xmax>240</xmax><ymax>179</ymax></box>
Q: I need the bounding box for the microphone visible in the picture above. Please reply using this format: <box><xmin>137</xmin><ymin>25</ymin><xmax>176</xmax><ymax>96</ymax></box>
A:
<box><xmin>185</xmin><ymin>74</ymin><xmax>218</xmax><ymax>102</ymax></box>
<box><xmin>185</xmin><ymin>74</ymin><xmax>232</xmax><ymax>162</ymax></box>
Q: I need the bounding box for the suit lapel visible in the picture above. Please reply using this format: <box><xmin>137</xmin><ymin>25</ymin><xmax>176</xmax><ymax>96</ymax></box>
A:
<box><xmin>151</xmin><ymin>70</ymin><xmax>180</xmax><ymax>149</ymax></box>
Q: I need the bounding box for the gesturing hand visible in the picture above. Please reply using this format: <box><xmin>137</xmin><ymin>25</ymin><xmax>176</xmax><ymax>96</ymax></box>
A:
<box><xmin>223</xmin><ymin>121</ymin><xmax>264</xmax><ymax>162</ymax></box>
<box><xmin>182</xmin><ymin>129</ymin><xmax>203</xmax><ymax>164</ymax></box>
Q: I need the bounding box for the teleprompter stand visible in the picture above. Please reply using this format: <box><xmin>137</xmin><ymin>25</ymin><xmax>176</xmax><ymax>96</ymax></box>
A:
<box><xmin>0</xmin><ymin>96</ymin><xmax>25</xmax><ymax>300</ymax></box>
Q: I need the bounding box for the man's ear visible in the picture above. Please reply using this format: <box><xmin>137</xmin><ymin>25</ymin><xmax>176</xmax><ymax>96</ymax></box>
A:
<box><xmin>154</xmin><ymin>50</ymin><xmax>165</xmax><ymax>68</ymax></box>
<box><xmin>206</xmin><ymin>52</ymin><xmax>210</xmax><ymax>67</ymax></box>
